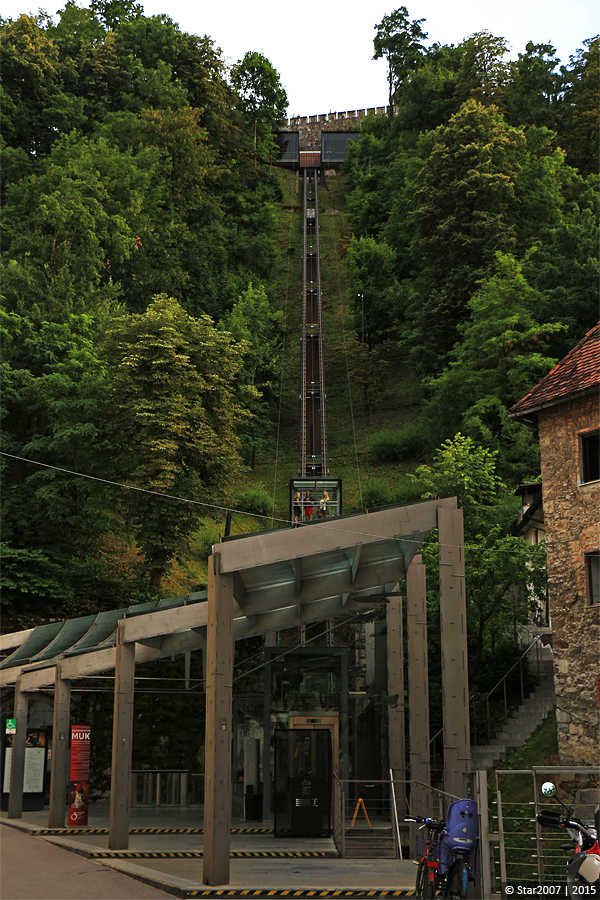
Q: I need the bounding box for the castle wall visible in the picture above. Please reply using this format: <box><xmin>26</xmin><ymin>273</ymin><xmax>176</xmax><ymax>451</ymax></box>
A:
<box><xmin>279</xmin><ymin>107</ymin><xmax>390</xmax><ymax>151</ymax></box>
<box><xmin>538</xmin><ymin>393</ymin><xmax>600</xmax><ymax>764</ymax></box>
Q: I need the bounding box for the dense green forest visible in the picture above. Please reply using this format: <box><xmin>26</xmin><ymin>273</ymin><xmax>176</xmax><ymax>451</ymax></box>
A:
<box><xmin>1</xmin><ymin>3</ymin><xmax>598</xmax><ymax>651</ymax></box>
<box><xmin>2</xmin><ymin>2</ymin><xmax>597</xmax><ymax>785</ymax></box>
<box><xmin>1</xmin><ymin>1</ymin><xmax>289</xmax><ymax>621</ymax></box>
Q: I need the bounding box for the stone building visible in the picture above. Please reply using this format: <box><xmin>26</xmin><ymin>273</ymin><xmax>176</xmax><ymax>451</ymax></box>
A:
<box><xmin>510</xmin><ymin>322</ymin><xmax>600</xmax><ymax>764</ymax></box>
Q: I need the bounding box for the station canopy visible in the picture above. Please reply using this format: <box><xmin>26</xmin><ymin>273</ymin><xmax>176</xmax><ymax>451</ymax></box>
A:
<box><xmin>0</xmin><ymin>498</ymin><xmax>457</xmax><ymax>691</ymax></box>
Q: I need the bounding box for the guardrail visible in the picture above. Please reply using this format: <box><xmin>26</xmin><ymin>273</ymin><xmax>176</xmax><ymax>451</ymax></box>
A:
<box><xmin>131</xmin><ymin>769</ymin><xmax>188</xmax><ymax>807</ymax></box>
<box><xmin>493</xmin><ymin>766</ymin><xmax>599</xmax><ymax>892</ymax></box>
<box><xmin>474</xmin><ymin>633</ymin><xmax>546</xmax><ymax>745</ymax></box>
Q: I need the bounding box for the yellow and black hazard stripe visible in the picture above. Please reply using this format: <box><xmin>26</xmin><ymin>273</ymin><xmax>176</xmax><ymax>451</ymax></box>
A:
<box><xmin>230</xmin><ymin>851</ymin><xmax>328</xmax><ymax>858</ymax></box>
<box><xmin>92</xmin><ymin>850</ymin><xmax>205</xmax><ymax>859</ymax></box>
<box><xmin>183</xmin><ymin>891</ymin><xmax>416</xmax><ymax>898</ymax></box>
<box><xmin>230</xmin><ymin>828</ymin><xmax>274</xmax><ymax>834</ymax></box>
<box><xmin>129</xmin><ymin>827</ymin><xmax>205</xmax><ymax>834</ymax></box>
<box><xmin>91</xmin><ymin>850</ymin><xmax>331</xmax><ymax>860</ymax></box>
<box><xmin>36</xmin><ymin>826</ymin><xmax>273</xmax><ymax>836</ymax></box>
<box><xmin>36</xmin><ymin>828</ymin><xmax>109</xmax><ymax>835</ymax></box>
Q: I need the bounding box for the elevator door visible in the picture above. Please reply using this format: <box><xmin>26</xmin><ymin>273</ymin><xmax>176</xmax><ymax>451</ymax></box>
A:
<box><xmin>274</xmin><ymin>729</ymin><xmax>332</xmax><ymax>837</ymax></box>
<box><xmin>288</xmin><ymin>715</ymin><xmax>339</xmax><ymax>776</ymax></box>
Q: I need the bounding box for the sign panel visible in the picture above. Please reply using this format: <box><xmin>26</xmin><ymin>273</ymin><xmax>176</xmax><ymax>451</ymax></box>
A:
<box><xmin>68</xmin><ymin>725</ymin><xmax>90</xmax><ymax>826</ymax></box>
<box><xmin>2</xmin><ymin>745</ymin><xmax>45</xmax><ymax>794</ymax></box>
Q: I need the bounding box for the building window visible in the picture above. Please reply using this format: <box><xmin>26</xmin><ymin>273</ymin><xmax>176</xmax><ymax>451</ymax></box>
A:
<box><xmin>580</xmin><ymin>430</ymin><xmax>600</xmax><ymax>484</ymax></box>
<box><xmin>586</xmin><ymin>552</ymin><xmax>600</xmax><ymax>605</ymax></box>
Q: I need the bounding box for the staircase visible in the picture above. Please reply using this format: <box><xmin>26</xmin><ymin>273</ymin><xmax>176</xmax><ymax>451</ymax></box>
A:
<box><xmin>343</xmin><ymin>825</ymin><xmax>397</xmax><ymax>858</ymax></box>
<box><xmin>470</xmin><ymin>654</ymin><xmax>556</xmax><ymax>771</ymax></box>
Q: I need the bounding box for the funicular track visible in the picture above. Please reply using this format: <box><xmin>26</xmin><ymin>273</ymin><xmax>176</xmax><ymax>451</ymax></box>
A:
<box><xmin>300</xmin><ymin>168</ymin><xmax>328</xmax><ymax>479</ymax></box>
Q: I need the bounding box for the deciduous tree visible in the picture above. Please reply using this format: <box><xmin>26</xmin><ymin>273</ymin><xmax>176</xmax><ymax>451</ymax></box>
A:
<box><xmin>103</xmin><ymin>295</ymin><xmax>246</xmax><ymax>589</ymax></box>
<box><xmin>230</xmin><ymin>51</ymin><xmax>287</xmax><ymax>162</ymax></box>
<box><xmin>373</xmin><ymin>6</ymin><xmax>428</xmax><ymax>114</ymax></box>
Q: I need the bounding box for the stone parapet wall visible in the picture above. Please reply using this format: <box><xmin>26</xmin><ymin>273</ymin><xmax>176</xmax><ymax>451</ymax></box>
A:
<box><xmin>279</xmin><ymin>108</ymin><xmax>390</xmax><ymax>152</ymax></box>
<box><xmin>538</xmin><ymin>393</ymin><xmax>600</xmax><ymax>765</ymax></box>
<box><xmin>284</xmin><ymin>108</ymin><xmax>389</xmax><ymax>127</ymax></box>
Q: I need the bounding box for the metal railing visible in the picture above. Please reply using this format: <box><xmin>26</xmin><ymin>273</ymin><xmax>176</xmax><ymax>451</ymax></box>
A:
<box><xmin>331</xmin><ymin>776</ymin><xmax>457</xmax><ymax>858</ymax></box>
<box><xmin>131</xmin><ymin>769</ymin><xmax>188</xmax><ymax>807</ymax></box>
<box><xmin>473</xmin><ymin>633</ymin><xmax>547</xmax><ymax>746</ymax></box>
<box><xmin>388</xmin><ymin>768</ymin><xmax>403</xmax><ymax>859</ymax></box>
<box><xmin>493</xmin><ymin>766</ymin><xmax>599</xmax><ymax>892</ymax></box>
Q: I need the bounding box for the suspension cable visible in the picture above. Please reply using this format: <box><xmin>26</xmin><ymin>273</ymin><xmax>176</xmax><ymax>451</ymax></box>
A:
<box><xmin>322</xmin><ymin>176</ymin><xmax>363</xmax><ymax>508</ymax></box>
<box><xmin>270</xmin><ymin>170</ymin><xmax>296</xmax><ymax>526</ymax></box>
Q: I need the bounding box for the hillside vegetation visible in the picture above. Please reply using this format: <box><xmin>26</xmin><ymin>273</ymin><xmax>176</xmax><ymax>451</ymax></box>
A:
<box><xmin>1</xmin><ymin>5</ymin><xmax>598</xmax><ymax>663</ymax></box>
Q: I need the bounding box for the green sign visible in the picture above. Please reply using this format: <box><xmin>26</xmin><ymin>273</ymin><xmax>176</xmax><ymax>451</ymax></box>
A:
<box><xmin>5</xmin><ymin>719</ymin><xmax>16</xmax><ymax>735</ymax></box>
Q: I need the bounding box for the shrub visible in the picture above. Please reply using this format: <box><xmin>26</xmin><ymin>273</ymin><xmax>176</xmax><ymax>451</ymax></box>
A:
<box><xmin>368</xmin><ymin>421</ymin><xmax>429</xmax><ymax>463</ymax></box>
<box><xmin>362</xmin><ymin>480</ymin><xmax>394</xmax><ymax>509</ymax></box>
<box><xmin>234</xmin><ymin>483</ymin><xmax>272</xmax><ymax>518</ymax></box>
<box><xmin>394</xmin><ymin>478</ymin><xmax>425</xmax><ymax>504</ymax></box>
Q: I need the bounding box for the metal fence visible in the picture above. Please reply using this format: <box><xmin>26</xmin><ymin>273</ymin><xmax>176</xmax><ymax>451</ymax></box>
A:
<box><xmin>493</xmin><ymin>766</ymin><xmax>599</xmax><ymax>891</ymax></box>
<box><xmin>130</xmin><ymin>769</ymin><xmax>189</xmax><ymax>806</ymax></box>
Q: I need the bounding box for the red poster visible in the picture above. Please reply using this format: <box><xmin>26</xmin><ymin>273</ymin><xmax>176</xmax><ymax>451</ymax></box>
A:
<box><xmin>68</xmin><ymin>725</ymin><xmax>90</xmax><ymax>826</ymax></box>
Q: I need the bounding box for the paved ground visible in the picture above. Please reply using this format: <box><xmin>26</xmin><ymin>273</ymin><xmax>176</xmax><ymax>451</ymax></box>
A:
<box><xmin>1</xmin><ymin>803</ymin><xmax>420</xmax><ymax>899</ymax></box>
<box><xmin>1</xmin><ymin>824</ymin><xmax>174</xmax><ymax>900</ymax></box>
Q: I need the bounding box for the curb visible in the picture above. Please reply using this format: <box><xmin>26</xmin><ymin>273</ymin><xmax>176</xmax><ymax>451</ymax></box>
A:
<box><xmin>90</xmin><ymin>851</ymin><xmax>333</xmax><ymax>860</ymax></box>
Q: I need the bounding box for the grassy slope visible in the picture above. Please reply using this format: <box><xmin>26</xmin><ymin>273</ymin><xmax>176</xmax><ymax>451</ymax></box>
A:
<box><xmin>177</xmin><ymin>166</ymin><xmax>425</xmax><ymax>588</ymax></box>
<box><xmin>250</xmin><ymin>167</ymin><xmax>425</xmax><ymax>518</ymax></box>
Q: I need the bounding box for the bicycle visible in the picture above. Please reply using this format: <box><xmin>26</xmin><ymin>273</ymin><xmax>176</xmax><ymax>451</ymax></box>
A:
<box><xmin>406</xmin><ymin>799</ymin><xmax>479</xmax><ymax>898</ymax></box>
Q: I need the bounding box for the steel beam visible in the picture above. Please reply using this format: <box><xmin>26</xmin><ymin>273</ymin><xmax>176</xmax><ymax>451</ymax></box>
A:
<box><xmin>120</xmin><ymin>602</ymin><xmax>208</xmax><ymax>644</ymax></box>
<box><xmin>239</xmin><ymin>556</ymin><xmax>405</xmax><ymax>615</ymax></box>
<box><xmin>7</xmin><ymin>679</ymin><xmax>29</xmax><ymax>819</ymax></box>
<box><xmin>438</xmin><ymin>507</ymin><xmax>470</xmax><ymax>799</ymax></box>
<box><xmin>0</xmin><ymin>629</ymin><xmax>35</xmax><ymax>651</ymax></box>
<box><xmin>406</xmin><ymin>555</ymin><xmax>430</xmax><ymax>818</ymax></box>
<box><xmin>48</xmin><ymin>665</ymin><xmax>71</xmax><ymax>828</ymax></box>
<box><xmin>215</xmin><ymin>499</ymin><xmax>454</xmax><ymax>573</ymax></box>
<box><xmin>386</xmin><ymin>587</ymin><xmax>405</xmax><ymax>813</ymax></box>
<box><xmin>203</xmin><ymin>557</ymin><xmax>234</xmax><ymax>885</ymax></box>
<box><xmin>108</xmin><ymin>624</ymin><xmax>135</xmax><ymax>849</ymax></box>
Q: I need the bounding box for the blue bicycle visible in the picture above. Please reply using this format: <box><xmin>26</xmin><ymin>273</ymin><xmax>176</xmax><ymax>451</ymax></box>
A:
<box><xmin>406</xmin><ymin>799</ymin><xmax>479</xmax><ymax>898</ymax></box>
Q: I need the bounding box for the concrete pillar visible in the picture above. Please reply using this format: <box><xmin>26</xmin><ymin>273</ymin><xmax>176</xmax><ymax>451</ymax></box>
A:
<box><xmin>108</xmin><ymin>623</ymin><xmax>135</xmax><ymax>849</ymax></box>
<box><xmin>406</xmin><ymin>555</ymin><xmax>431</xmax><ymax>818</ymax></box>
<box><xmin>203</xmin><ymin>554</ymin><xmax>234</xmax><ymax>886</ymax></box>
<box><xmin>438</xmin><ymin>506</ymin><xmax>470</xmax><ymax>799</ymax></box>
<box><xmin>386</xmin><ymin>589</ymin><xmax>405</xmax><ymax>813</ymax></box>
<box><xmin>8</xmin><ymin>679</ymin><xmax>29</xmax><ymax>819</ymax></box>
<box><xmin>48</xmin><ymin>666</ymin><xmax>71</xmax><ymax>828</ymax></box>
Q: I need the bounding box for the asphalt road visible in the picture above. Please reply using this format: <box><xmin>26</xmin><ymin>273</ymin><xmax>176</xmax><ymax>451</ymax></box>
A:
<box><xmin>0</xmin><ymin>824</ymin><xmax>174</xmax><ymax>900</ymax></box>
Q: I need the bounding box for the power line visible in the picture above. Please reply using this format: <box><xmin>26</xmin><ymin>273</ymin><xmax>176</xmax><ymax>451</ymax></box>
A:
<box><xmin>0</xmin><ymin>451</ymin><xmax>539</xmax><ymax>556</ymax></box>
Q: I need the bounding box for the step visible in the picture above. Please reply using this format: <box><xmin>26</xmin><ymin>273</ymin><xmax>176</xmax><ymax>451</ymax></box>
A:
<box><xmin>344</xmin><ymin>847</ymin><xmax>397</xmax><ymax>859</ymax></box>
<box><xmin>343</xmin><ymin>836</ymin><xmax>397</xmax><ymax>859</ymax></box>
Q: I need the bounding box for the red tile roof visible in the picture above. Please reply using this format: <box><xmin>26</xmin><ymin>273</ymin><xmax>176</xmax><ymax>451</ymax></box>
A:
<box><xmin>510</xmin><ymin>322</ymin><xmax>600</xmax><ymax>418</ymax></box>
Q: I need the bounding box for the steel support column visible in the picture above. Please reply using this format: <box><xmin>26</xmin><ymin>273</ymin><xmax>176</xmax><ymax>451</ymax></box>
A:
<box><xmin>406</xmin><ymin>555</ymin><xmax>430</xmax><ymax>819</ymax></box>
<box><xmin>386</xmin><ymin>588</ymin><xmax>405</xmax><ymax>813</ymax></box>
<box><xmin>108</xmin><ymin>623</ymin><xmax>135</xmax><ymax>849</ymax></box>
<box><xmin>48</xmin><ymin>665</ymin><xmax>71</xmax><ymax>828</ymax></box>
<box><xmin>8</xmin><ymin>678</ymin><xmax>29</xmax><ymax>819</ymax></box>
<box><xmin>438</xmin><ymin>507</ymin><xmax>470</xmax><ymax>799</ymax></box>
<box><xmin>203</xmin><ymin>554</ymin><xmax>234</xmax><ymax>885</ymax></box>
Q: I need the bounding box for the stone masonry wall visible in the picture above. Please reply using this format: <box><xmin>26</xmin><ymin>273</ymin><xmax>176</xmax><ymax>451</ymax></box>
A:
<box><xmin>279</xmin><ymin>108</ymin><xmax>390</xmax><ymax>151</ymax></box>
<box><xmin>538</xmin><ymin>393</ymin><xmax>600</xmax><ymax>765</ymax></box>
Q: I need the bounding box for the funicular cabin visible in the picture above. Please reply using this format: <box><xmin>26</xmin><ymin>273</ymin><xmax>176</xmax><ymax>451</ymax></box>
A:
<box><xmin>290</xmin><ymin>477</ymin><xmax>342</xmax><ymax>524</ymax></box>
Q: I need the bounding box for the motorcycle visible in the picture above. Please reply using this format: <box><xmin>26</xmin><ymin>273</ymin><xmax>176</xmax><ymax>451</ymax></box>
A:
<box><xmin>537</xmin><ymin>780</ymin><xmax>600</xmax><ymax>897</ymax></box>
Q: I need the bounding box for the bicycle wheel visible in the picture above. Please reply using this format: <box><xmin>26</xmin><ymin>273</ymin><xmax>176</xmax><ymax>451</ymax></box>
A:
<box><xmin>446</xmin><ymin>859</ymin><xmax>468</xmax><ymax>899</ymax></box>
<box><xmin>415</xmin><ymin>859</ymin><xmax>427</xmax><ymax>898</ymax></box>
<box><xmin>422</xmin><ymin>869</ymin><xmax>438</xmax><ymax>899</ymax></box>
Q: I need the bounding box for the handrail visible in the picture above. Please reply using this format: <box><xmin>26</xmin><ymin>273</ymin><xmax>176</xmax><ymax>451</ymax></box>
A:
<box><xmin>483</xmin><ymin>633</ymin><xmax>543</xmax><ymax>704</ymax></box>
<box><xmin>430</xmin><ymin>633</ymin><xmax>548</xmax><ymax>748</ymax></box>
<box><xmin>389</xmin><ymin>768</ymin><xmax>403</xmax><ymax>859</ymax></box>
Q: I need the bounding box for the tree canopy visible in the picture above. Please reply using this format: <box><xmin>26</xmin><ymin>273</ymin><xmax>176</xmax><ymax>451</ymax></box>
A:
<box><xmin>0</xmin><ymin>6</ymin><xmax>287</xmax><ymax>615</ymax></box>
